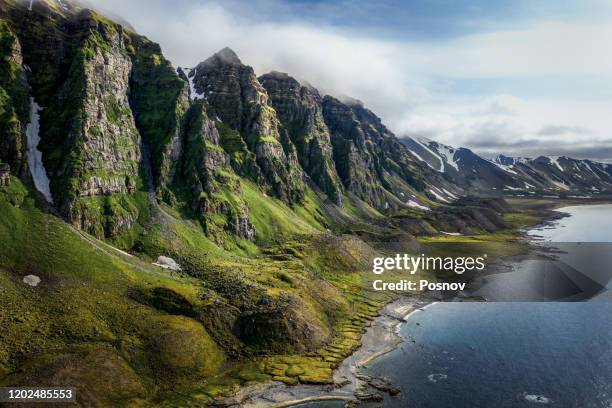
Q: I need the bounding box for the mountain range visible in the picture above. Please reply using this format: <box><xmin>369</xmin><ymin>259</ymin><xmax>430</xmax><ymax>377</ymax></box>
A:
<box><xmin>401</xmin><ymin>135</ymin><xmax>612</xmax><ymax>197</ymax></box>
<box><xmin>0</xmin><ymin>0</ymin><xmax>609</xmax><ymax>406</ymax></box>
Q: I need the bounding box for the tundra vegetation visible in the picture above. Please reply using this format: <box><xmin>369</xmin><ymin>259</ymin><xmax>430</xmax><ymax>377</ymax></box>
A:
<box><xmin>0</xmin><ymin>1</ymin><xmax>564</xmax><ymax>406</ymax></box>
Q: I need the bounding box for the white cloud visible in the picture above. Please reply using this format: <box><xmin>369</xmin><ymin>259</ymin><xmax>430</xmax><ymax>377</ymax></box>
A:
<box><xmin>399</xmin><ymin>97</ymin><xmax>612</xmax><ymax>159</ymax></box>
<box><xmin>85</xmin><ymin>0</ymin><xmax>612</xmax><ymax>159</ymax></box>
<box><xmin>418</xmin><ymin>21</ymin><xmax>612</xmax><ymax>78</ymax></box>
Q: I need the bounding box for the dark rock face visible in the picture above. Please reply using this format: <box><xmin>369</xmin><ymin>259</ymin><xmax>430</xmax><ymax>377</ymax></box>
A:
<box><xmin>181</xmin><ymin>102</ymin><xmax>256</xmax><ymax>241</ymax></box>
<box><xmin>322</xmin><ymin>96</ymin><xmax>387</xmax><ymax>207</ymax></box>
<box><xmin>188</xmin><ymin>48</ymin><xmax>305</xmax><ymax>204</ymax></box>
<box><xmin>322</xmin><ymin>96</ymin><xmax>451</xmax><ymax>211</ymax></box>
<box><xmin>0</xmin><ymin>162</ymin><xmax>10</xmax><ymax>187</ymax></box>
<box><xmin>260</xmin><ymin>71</ymin><xmax>344</xmax><ymax>205</ymax></box>
<box><xmin>128</xmin><ymin>35</ymin><xmax>190</xmax><ymax>193</ymax></box>
<box><xmin>0</xmin><ymin>19</ymin><xmax>29</xmax><ymax>177</ymax></box>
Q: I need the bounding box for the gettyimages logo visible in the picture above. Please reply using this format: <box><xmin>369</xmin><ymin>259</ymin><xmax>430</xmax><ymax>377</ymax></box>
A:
<box><xmin>370</xmin><ymin>253</ymin><xmax>487</xmax><ymax>292</ymax></box>
<box><xmin>372</xmin><ymin>254</ymin><xmax>487</xmax><ymax>275</ymax></box>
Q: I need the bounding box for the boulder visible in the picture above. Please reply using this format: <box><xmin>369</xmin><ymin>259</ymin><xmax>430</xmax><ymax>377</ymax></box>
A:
<box><xmin>0</xmin><ymin>163</ymin><xmax>10</xmax><ymax>187</ymax></box>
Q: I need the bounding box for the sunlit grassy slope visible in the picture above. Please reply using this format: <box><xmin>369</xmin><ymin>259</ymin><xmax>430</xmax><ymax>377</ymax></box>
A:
<box><xmin>0</xmin><ymin>177</ymin><xmax>541</xmax><ymax>405</ymax></box>
<box><xmin>0</xmin><ymin>178</ymin><xmax>401</xmax><ymax>404</ymax></box>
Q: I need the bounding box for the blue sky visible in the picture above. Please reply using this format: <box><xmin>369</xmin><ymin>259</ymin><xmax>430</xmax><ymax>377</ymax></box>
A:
<box><xmin>217</xmin><ymin>0</ymin><xmax>612</xmax><ymax>39</ymax></box>
<box><xmin>88</xmin><ymin>0</ymin><xmax>612</xmax><ymax>159</ymax></box>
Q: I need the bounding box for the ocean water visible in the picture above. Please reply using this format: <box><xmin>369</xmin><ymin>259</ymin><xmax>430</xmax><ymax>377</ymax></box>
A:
<box><xmin>366</xmin><ymin>302</ymin><xmax>612</xmax><ymax>408</ymax></box>
<box><xmin>527</xmin><ymin>204</ymin><xmax>612</xmax><ymax>243</ymax></box>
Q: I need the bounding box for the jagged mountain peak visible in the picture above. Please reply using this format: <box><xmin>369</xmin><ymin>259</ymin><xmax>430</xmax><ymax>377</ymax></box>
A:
<box><xmin>493</xmin><ymin>154</ymin><xmax>531</xmax><ymax>166</ymax></box>
<box><xmin>341</xmin><ymin>96</ymin><xmax>364</xmax><ymax>109</ymax></box>
<box><xmin>260</xmin><ymin>70</ymin><xmax>292</xmax><ymax>80</ymax></box>
<box><xmin>201</xmin><ymin>46</ymin><xmax>242</xmax><ymax>67</ymax></box>
<box><xmin>259</xmin><ymin>71</ymin><xmax>324</xmax><ymax>102</ymax></box>
<box><xmin>258</xmin><ymin>70</ymin><xmax>325</xmax><ymax>98</ymax></box>
<box><xmin>259</xmin><ymin>70</ymin><xmax>301</xmax><ymax>90</ymax></box>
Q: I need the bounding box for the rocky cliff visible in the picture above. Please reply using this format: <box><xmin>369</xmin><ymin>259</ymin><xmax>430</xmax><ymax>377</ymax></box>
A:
<box><xmin>0</xmin><ymin>162</ymin><xmax>9</xmax><ymax>186</ymax></box>
<box><xmin>0</xmin><ymin>18</ymin><xmax>28</xmax><ymax>178</ymax></box>
<box><xmin>1</xmin><ymin>0</ymin><xmax>463</xmax><ymax>245</ymax></box>
<box><xmin>185</xmin><ymin>48</ymin><xmax>305</xmax><ymax>205</ymax></box>
<box><xmin>1</xmin><ymin>1</ymin><xmax>150</xmax><ymax>239</ymax></box>
<box><xmin>322</xmin><ymin>96</ymin><xmax>460</xmax><ymax>209</ymax></box>
<box><xmin>260</xmin><ymin>71</ymin><xmax>344</xmax><ymax>205</ymax></box>
<box><xmin>180</xmin><ymin>100</ymin><xmax>256</xmax><ymax>241</ymax></box>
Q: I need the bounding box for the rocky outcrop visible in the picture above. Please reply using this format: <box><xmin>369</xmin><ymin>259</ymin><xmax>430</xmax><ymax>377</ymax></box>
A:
<box><xmin>128</xmin><ymin>35</ymin><xmax>190</xmax><ymax>193</ymax></box>
<box><xmin>187</xmin><ymin>48</ymin><xmax>305</xmax><ymax>204</ymax></box>
<box><xmin>321</xmin><ymin>96</ymin><xmax>458</xmax><ymax>211</ymax></box>
<box><xmin>73</xmin><ymin>14</ymin><xmax>141</xmax><ymax>196</ymax></box>
<box><xmin>0</xmin><ymin>162</ymin><xmax>10</xmax><ymax>187</ymax></box>
<box><xmin>322</xmin><ymin>97</ymin><xmax>401</xmax><ymax>209</ymax></box>
<box><xmin>322</xmin><ymin>96</ymin><xmax>386</xmax><ymax>208</ymax></box>
<box><xmin>260</xmin><ymin>71</ymin><xmax>344</xmax><ymax>205</ymax></box>
<box><xmin>0</xmin><ymin>18</ymin><xmax>29</xmax><ymax>177</ymax></box>
<box><xmin>181</xmin><ymin>102</ymin><xmax>256</xmax><ymax>241</ymax></box>
<box><xmin>4</xmin><ymin>6</ymin><xmax>146</xmax><ymax>239</ymax></box>
<box><xmin>55</xmin><ymin>12</ymin><xmax>142</xmax><ymax>237</ymax></box>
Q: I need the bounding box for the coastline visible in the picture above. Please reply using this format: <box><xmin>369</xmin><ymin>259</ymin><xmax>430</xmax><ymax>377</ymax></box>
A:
<box><xmin>223</xmin><ymin>198</ymin><xmax>594</xmax><ymax>407</ymax></box>
<box><xmin>222</xmin><ymin>294</ymin><xmax>433</xmax><ymax>407</ymax></box>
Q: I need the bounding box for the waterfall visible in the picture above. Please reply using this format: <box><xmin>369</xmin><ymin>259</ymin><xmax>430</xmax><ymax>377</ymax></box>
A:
<box><xmin>26</xmin><ymin>97</ymin><xmax>53</xmax><ymax>203</ymax></box>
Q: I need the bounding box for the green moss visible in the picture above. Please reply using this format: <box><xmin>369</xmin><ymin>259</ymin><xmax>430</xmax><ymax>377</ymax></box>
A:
<box><xmin>0</xmin><ymin>179</ymin><xmax>228</xmax><ymax>400</ymax></box>
<box><xmin>240</xmin><ymin>180</ymin><xmax>323</xmax><ymax>242</ymax></box>
<box><xmin>503</xmin><ymin>212</ymin><xmax>542</xmax><ymax>229</ymax></box>
<box><xmin>0</xmin><ymin>176</ymin><xmax>27</xmax><ymax>206</ymax></box>
<box><xmin>143</xmin><ymin>315</ymin><xmax>224</xmax><ymax>379</ymax></box>
<box><xmin>0</xmin><ymin>19</ymin><xmax>29</xmax><ymax>174</ymax></box>
<box><xmin>128</xmin><ymin>34</ymin><xmax>188</xmax><ymax>187</ymax></box>
<box><xmin>218</xmin><ymin>122</ymin><xmax>256</xmax><ymax>173</ymax></box>
<box><xmin>257</xmin><ymin>136</ymin><xmax>281</xmax><ymax>145</ymax></box>
<box><xmin>342</xmin><ymin>193</ymin><xmax>383</xmax><ymax>219</ymax></box>
<box><xmin>104</xmin><ymin>95</ymin><xmax>123</xmax><ymax>124</ymax></box>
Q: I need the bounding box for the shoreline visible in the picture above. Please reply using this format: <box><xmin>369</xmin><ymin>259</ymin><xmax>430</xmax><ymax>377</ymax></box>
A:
<box><xmin>223</xmin><ymin>198</ymin><xmax>590</xmax><ymax>407</ymax></box>
<box><xmin>222</xmin><ymin>294</ymin><xmax>432</xmax><ymax>407</ymax></box>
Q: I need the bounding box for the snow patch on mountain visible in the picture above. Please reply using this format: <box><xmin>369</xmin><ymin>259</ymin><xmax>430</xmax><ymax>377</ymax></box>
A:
<box><xmin>429</xmin><ymin>188</ymin><xmax>449</xmax><ymax>203</ymax></box>
<box><xmin>490</xmin><ymin>160</ymin><xmax>517</xmax><ymax>175</ymax></box>
<box><xmin>181</xmin><ymin>67</ymin><xmax>205</xmax><ymax>101</ymax></box>
<box><xmin>547</xmin><ymin>156</ymin><xmax>564</xmax><ymax>172</ymax></box>
<box><xmin>26</xmin><ymin>97</ymin><xmax>53</xmax><ymax>203</ymax></box>
<box><xmin>407</xmin><ymin>200</ymin><xmax>430</xmax><ymax>211</ymax></box>
<box><xmin>413</xmin><ymin>136</ymin><xmax>444</xmax><ymax>172</ymax></box>
<box><xmin>407</xmin><ymin>149</ymin><xmax>428</xmax><ymax>166</ymax></box>
<box><xmin>436</xmin><ymin>144</ymin><xmax>459</xmax><ymax>171</ymax></box>
<box><xmin>581</xmin><ymin>161</ymin><xmax>597</xmax><ymax>176</ymax></box>
<box><xmin>442</xmin><ymin>188</ymin><xmax>458</xmax><ymax>200</ymax></box>
<box><xmin>493</xmin><ymin>155</ymin><xmax>530</xmax><ymax>166</ymax></box>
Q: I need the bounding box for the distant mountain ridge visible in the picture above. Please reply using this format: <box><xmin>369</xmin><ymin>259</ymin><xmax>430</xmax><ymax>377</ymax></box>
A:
<box><xmin>400</xmin><ymin>135</ymin><xmax>612</xmax><ymax>197</ymax></box>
